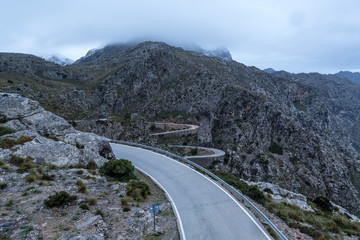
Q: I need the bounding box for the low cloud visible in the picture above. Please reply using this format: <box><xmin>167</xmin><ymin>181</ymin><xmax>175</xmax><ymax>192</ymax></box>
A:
<box><xmin>0</xmin><ymin>0</ymin><xmax>359</xmax><ymax>73</ymax></box>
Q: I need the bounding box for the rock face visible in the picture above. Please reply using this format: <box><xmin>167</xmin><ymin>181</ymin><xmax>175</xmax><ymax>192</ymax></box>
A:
<box><xmin>0</xmin><ymin>93</ymin><xmax>115</xmax><ymax>166</ymax></box>
<box><xmin>1</xmin><ymin>41</ymin><xmax>360</xmax><ymax>214</ymax></box>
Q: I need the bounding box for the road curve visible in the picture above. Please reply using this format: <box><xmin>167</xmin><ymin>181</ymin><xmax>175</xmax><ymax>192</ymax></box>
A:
<box><xmin>110</xmin><ymin>143</ymin><xmax>271</xmax><ymax>240</ymax></box>
<box><xmin>169</xmin><ymin>145</ymin><xmax>225</xmax><ymax>159</ymax></box>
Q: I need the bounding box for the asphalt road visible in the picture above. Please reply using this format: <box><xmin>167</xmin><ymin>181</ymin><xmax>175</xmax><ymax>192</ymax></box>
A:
<box><xmin>110</xmin><ymin>143</ymin><xmax>271</xmax><ymax>240</ymax></box>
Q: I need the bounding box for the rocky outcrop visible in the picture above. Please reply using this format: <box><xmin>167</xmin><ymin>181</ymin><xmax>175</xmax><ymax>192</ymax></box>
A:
<box><xmin>0</xmin><ymin>93</ymin><xmax>114</xmax><ymax>166</ymax></box>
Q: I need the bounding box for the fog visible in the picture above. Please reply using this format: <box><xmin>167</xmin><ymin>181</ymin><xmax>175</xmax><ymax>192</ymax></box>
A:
<box><xmin>1</xmin><ymin>0</ymin><xmax>359</xmax><ymax>73</ymax></box>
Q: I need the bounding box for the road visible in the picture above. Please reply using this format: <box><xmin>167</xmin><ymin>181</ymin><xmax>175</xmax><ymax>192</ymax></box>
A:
<box><xmin>169</xmin><ymin>145</ymin><xmax>225</xmax><ymax>159</ymax></box>
<box><xmin>110</xmin><ymin>143</ymin><xmax>271</xmax><ymax>240</ymax></box>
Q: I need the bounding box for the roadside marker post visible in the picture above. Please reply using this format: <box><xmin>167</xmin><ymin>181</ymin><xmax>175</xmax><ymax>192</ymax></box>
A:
<box><xmin>149</xmin><ymin>203</ymin><xmax>159</xmax><ymax>231</ymax></box>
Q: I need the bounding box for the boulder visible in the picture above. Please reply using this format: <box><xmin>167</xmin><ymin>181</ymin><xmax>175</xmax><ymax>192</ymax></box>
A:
<box><xmin>0</xmin><ymin>93</ymin><xmax>115</xmax><ymax>167</ymax></box>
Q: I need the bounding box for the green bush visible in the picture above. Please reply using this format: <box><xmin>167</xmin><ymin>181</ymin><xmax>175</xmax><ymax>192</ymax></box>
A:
<box><xmin>0</xmin><ymin>183</ymin><xmax>7</xmax><ymax>189</ymax></box>
<box><xmin>95</xmin><ymin>209</ymin><xmax>104</xmax><ymax>217</ymax></box>
<box><xmin>44</xmin><ymin>191</ymin><xmax>77</xmax><ymax>208</ymax></box>
<box><xmin>190</xmin><ymin>148</ymin><xmax>198</xmax><ymax>156</ymax></box>
<box><xmin>15</xmin><ymin>135</ymin><xmax>33</xmax><ymax>144</ymax></box>
<box><xmin>0</xmin><ymin>232</ymin><xmax>10</xmax><ymax>240</ymax></box>
<box><xmin>5</xmin><ymin>199</ymin><xmax>13</xmax><ymax>207</ymax></box>
<box><xmin>0</xmin><ymin>138</ymin><xmax>16</xmax><ymax>148</ymax></box>
<box><xmin>47</xmin><ymin>135</ymin><xmax>59</xmax><ymax>141</ymax></box>
<box><xmin>41</xmin><ymin>174</ymin><xmax>54</xmax><ymax>181</ymax></box>
<box><xmin>76</xmin><ymin>180</ymin><xmax>87</xmax><ymax>193</ymax></box>
<box><xmin>79</xmin><ymin>203</ymin><xmax>89</xmax><ymax>211</ymax></box>
<box><xmin>126</xmin><ymin>180</ymin><xmax>150</xmax><ymax>202</ymax></box>
<box><xmin>211</xmin><ymin>170</ymin><xmax>266</xmax><ymax>204</ymax></box>
<box><xmin>25</xmin><ymin>171</ymin><xmax>38</xmax><ymax>182</ymax></box>
<box><xmin>268</xmin><ymin>142</ymin><xmax>283</xmax><ymax>155</ymax></box>
<box><xmin>86</xmin><ymin>160</ymin><xmax>98</xmax><ymax>170</ymax></box>
<box><xmin>9</xmin><ymin>155</ymin><xmax>34</xmax><ymax>173</ymax></box>
<box><xmin>100</xmin><ymin>159</ymin><xmax>136</xmax><ymax>181</ymax></box>
<box><xmin>0</xmin><ymin>126</ymin><xmax>15</xmax><ymax>136</ymax></box>
<box><xmin>88</xmin><ymin>198</ymin><xmax>97</xmax><ymax>205</ymax></box>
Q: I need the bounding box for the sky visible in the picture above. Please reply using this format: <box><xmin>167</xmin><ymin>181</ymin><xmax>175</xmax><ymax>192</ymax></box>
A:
<box><xmin>0</xmin><ymin>0</ymin><xmax>359</xmax><ymax>73</ymax></box>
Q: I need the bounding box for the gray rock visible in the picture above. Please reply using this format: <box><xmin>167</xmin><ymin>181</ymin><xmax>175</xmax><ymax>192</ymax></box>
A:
<box><xmin>0</xmin><ymin>93</ymin><xmax>114</xmax><ymax>167</ymax></box>
<box><xmin>13</xmin><ymin>136</ymin><xmax>81</xmax><ymax>166</ymax></box>
<box><xmin>249</xmin><ymin>181</ymin><xmax>314</xmax><ymax>211</ymax></box>
<box><xmin>59</xmin><ymin>233</ymin><xmax>104</xmax><ymax>240</ymax></box>
<box><xmin>0</xmin><ymin>93</ymin><xmax>42</xmax><ymax>121</ymax></box>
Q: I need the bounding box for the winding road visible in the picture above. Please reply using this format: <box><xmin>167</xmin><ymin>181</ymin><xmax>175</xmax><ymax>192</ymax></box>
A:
<box><xmin>110</xmin><ymin>143</ymin><xmax>272</xmax><ymax>240</ymax></box>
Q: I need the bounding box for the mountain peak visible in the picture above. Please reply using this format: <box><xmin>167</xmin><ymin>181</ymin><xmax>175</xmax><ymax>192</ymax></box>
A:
<box><xmin>46</xmin><ymin>55</ymin><xmax>74</xmax><ymax>66</ymax></box>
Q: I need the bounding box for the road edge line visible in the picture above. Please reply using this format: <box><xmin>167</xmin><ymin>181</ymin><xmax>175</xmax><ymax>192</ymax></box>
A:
<box><xmin>147</xmin><ymin>149</ymin><xmax>272</xmax><ymax>240</ymax></box>
<box><xmin>135</xmin><ymin>166</ymin><xmax>187</xmax><ymax>240</ymax></box>
<box><xmin>112</xmin><ymin>143</ymin><xmax>272</xmax><ymax>240</ymax></box>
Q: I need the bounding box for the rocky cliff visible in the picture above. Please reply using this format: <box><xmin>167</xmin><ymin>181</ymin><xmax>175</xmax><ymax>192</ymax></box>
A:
<box><xmin>0</xmin><ymin>42</ymin><xmax>359</xmax><ymax>215</ymax></box>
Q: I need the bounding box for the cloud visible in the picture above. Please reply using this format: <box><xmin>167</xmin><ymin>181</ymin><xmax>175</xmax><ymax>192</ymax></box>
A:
<box><xmin>0</xmin><ymin>0</ymin><xmax>359</xmax><ymax>73</ymax></box>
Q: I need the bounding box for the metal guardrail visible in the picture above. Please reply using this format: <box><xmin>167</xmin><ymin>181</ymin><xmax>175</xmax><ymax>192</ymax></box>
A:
<box><xmin>111</xmin><ymin>140</ymin><xmax>288</xmax><ymax>240</ymax></box>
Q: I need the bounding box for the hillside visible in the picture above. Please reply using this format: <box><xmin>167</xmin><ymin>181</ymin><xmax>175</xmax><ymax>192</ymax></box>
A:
<box><xmin>0</xmin><ymin>93</ymin><xmax>178</xmax><ymax>240</ymax></box>
<box><xmin>0</xmin><ymin>42</ymin><xmax>359</xmax><ymax>215</ymax></box>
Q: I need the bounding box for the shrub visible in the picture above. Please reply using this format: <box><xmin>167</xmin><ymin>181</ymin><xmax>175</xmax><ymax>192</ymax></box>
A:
<box><xmin>121</xmin><ymin>196</ymin><xmax>132</xmax><ymax>205</ymax></box>
<box><xmin>9</xmin><ymin>155</ymin><xmax>34</xmax><ymax>173</ymax></box>
<box><xmin>88</xmin><ymin>198</ymin><xmax>97</xmax><ymax>205</ymax></box>
<box><xmin>79</xmin><ymin>203</ymin><xmax>89</xmax><ymax>211</ymax></box>
<box><xmin>15</xmin><ymin>135</ymin><xmax>33</xmax><ymax>144</ymax></box>
<box><xmin>44</xmin><ymin>191</ymin><xmax>76</xmax><ymax>208</ymax></box>
<box><xmin>76</xmin><ymin>170</ymin><xmax>84</xmax><ymax>175</ymax></box>
<box><xmin>25</xmin><ymin>171</ymin><xmax>38</xmax><ymax>182</ymax></box>
<box><xmin>86</xmin><ymin>160</ymin><xmax>98</xmax><ymax>170</ymax></box>
<box><xmin>123</xmin><ymin>206</ymin><xmax>131</xmax><ymax>212</ymax></box>
<box><xmin>266</xmin><ymin>226</ymin><xmax>278</xmax><ymax>239</ymax></box>
<box><xmin>268</xmin><ymin>142</ymin><xmax>283</xmax><ymax>155</ymax></box>
<box><xmin>190</xmin><ymin>148</ymin><xmax>198</xmax><ymax>156</ymax></box>
<box><xmin>0</xmin><ymin>232</ymin><xmax>11</xmax><ymax>240</ymax></box>
<box><xmin>211</xmin><ymin>170</ymin><xmax>266</xmax><ymax>204</ymax></box>
<box><xmin>95</xmin><ymin>209</ymin><xmax>104</xmax><ymax>218</ymax></box>
<box><xmin>0</xmin><ymin>183</ymin><xmax>7</xmax><ymax>189</ymax></box>
<box><xmin>0</xmin><ymin>126</ymin><xmax>15</xmax><ymax>136</ymax></box>
<box><xmin>0</xmin><ymin>138</ymin><xmax>17</xmax><ymax>148</ymax></box>
<box><xmin>100</xmin><ymin>159</ymin><xmax>136</xmax><ymax>182</ymax></box>
<box><xmin>47</xmin><ymin>164</ymin><xmax>58</xmax><ymax>169</ymax></box>
<box><xmin>312</xmin><ymin>196</ymin><xmax>333</xmax><ymax>212</ymax></box>
<box><xmin>76</xmin><ymin>142</ymin><xmax>84</xmax><ymax>149</ymax></box>
<box><xmin>41</xmin><ymin>174</ymin><xmax>54</xmax><ymax>181</ymax></box>
<box><xmin>126</xmin><ymin>181</ymin><xmax>150</xmax><ymax>202</ymax></box>
<box><xmin>76</xmin><ymin>180</ymin><xmax>87</xmax><ymax>193</ymax></box>
<box><xmin>5</xmin><ymin>199</ymin><xmax>14</xmax><ymax>207</ymax></box>
<box><xmin>47</xmin><ymin>135</ymin><xmax>59</xmax><ymax>141</ymax></box>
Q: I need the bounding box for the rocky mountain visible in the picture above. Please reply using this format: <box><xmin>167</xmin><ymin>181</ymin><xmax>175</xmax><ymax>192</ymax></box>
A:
<box><xmin>0</xmin><ymin>93</ymin><xmax>178</xmax><ymax>240</ymax></box>
<box><xmin>263</xmin><ymin>68</ymin><xmax>276</xmax><ymax>74</ymax></box>
<box><xmin>46</xmin><ymin>55</ymin><xmax>74</xmax><ymax>66</ymax></box>
<box><xmin>336</xmin><ymin>71</ymin><xmax>360</xmax><ymax>85</ymax></box>
<box><xmin>0</xmin><ymin>41</ymin><xmax>359</xmax><ymax>215</ymax></box>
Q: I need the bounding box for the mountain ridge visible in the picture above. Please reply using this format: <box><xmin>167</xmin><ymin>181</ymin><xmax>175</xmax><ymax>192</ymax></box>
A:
<box><xmin>0</xmin><ymin>41</ymin><xmax>359</xmax><ymax>214</ymax></box>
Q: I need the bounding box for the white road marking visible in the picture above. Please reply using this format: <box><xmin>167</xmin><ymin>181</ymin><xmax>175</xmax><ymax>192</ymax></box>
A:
<box><xmin>111</xmin><ymin>143</ymin><xmax>272</xmax><ymax>240</ymax></box>
<box><xmin>135</xmin><ymin>166</ymin><xmax>187</xmax><ymax>240</ymax></box>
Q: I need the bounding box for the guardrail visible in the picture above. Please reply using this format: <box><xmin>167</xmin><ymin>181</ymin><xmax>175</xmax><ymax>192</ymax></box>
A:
<box><xmin>111</xmin><ymin>140</ymin><xmax>288</xmax><ymax>240</ymax></box>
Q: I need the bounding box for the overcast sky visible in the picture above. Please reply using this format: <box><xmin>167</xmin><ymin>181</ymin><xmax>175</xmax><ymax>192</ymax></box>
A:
<box><xmin>0</xmin><ymin>0</ymin><xmax>359</xmax><ymax>73</ymax></box>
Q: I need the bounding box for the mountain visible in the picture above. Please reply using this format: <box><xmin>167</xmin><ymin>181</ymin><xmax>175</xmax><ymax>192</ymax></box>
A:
<box><xmin>0</xmin><ymin>41</ymin><xmax>359</xmax><ymax>214</ymax></box>
<box><xmin>263</xmin><ymin>68</ymin><xmax>276</xmax><ymax>74</ymax></box>
<box><xmin>336</xmin><ymin>71</ymin><xmax>360</xmax><ymax>85</ymax></box>
<box><xmin>46</xmin><ymin>55</ymin><xmax>74</xmax><ymax>66</ymax></box>
<box><xmin>76</xmin><ymin>43</ymin><xmax>233</xmax><ymax>64</ymax></box>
